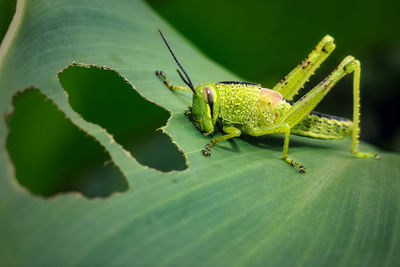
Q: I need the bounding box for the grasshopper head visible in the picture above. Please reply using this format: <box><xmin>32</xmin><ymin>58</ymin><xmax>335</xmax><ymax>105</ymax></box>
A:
<box><xmin>189</xmin><ymin>83</ymin><xmax>220</xmax><ymax>136</ymax></box>
<box><xmin>157</xmin><ymin>30</ymin><xmax>219</xmax><ymax>136</ymax></box>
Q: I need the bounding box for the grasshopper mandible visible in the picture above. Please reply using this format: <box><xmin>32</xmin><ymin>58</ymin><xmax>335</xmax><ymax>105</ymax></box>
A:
<box><xmin>155</xmin><ymin>30</ymin><xmax>379</xmax><ymax>173</ymax></box>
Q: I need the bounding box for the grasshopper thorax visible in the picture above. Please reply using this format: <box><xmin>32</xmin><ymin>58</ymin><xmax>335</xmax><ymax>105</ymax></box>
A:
<box><xmin>189</xmin><ymin>83</ymin><xmax>220</xmax><ymax>136</ymax></box>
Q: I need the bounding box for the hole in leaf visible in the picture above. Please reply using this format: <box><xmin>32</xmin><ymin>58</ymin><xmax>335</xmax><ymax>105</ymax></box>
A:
<box><xmin>58</xmin><ymin>64</ymin><xmax>187</xmax><ymax>172</ymax></box>
<box><xmin>5</xmin><ymin>88</ymin><xmax>128</xmax><ymax>198</ymax></box>
<box><xmin>0</xmin><ymin>0</ymin><xmax>16</xmax><ymax>42</ymax></box>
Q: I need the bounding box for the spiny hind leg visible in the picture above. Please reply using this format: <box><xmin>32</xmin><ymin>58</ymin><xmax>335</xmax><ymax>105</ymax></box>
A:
<box><xmin>348</xmin><ymin>61</ymin><xmax>379</xmax><ymax>159</ymax></box>
<box><xmin>273</xmin><ymin>35</ymin><xmax>336</xmax><ymax>100</ymax></box>
<box><xmin>155</xmin><ymin>70</ymin><xmax>192</xmax><ymax>91</ymax></box>
<box><xmin>250</xmin><ymin>124</ymin><xmax>305</xmax><ymax>173</ymax></box>
<box><xmin>280</xmin><ymin>56</ymin><xmax>379</xmax><ymax>159</ymax></box>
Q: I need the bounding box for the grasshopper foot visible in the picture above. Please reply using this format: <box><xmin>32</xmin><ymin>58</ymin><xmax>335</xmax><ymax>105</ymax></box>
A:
<box><xmin>284</xmin><ymin>158</ymin><xmax>306</xmax><ymax>174</ymax></box>
<box><xmin>155</xmin><ymin>70</ymin><xmax>165</xmax><ymax>77</ymax></box>
<box><xmin>353</xmin><ymin>151</ymin><xmax>380</xmax><ymax>160</ymax></box>
<box><xmin>299</xmin><ymin>165</ymin><xmax>306</xmax><ymax>174</ymax></box>
<box><xmin>202</xmin><ymin>144</ymin><xmax>211</xmax><ymax>157</ymax></box>
<box><xmin>202</xmin><ymin>149</ymin><xmax>211</xmax><ymax>157</ymax></box>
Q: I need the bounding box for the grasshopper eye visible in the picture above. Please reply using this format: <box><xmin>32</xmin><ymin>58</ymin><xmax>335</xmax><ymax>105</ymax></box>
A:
<box><xmin>203</xmin><ymin>86</ymin><xmax>214</xmax><ymax>118</ymax></box>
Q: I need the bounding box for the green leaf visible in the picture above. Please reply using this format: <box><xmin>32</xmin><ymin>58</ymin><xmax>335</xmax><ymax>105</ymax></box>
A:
<box><xmin>0</xmin><ymin>0</ymin><xmax>399</xmax><ymax>266</ymax></box>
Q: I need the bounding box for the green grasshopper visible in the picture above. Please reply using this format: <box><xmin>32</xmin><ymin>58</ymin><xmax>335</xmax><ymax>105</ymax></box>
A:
<box><xmin>155</xmin><ymin>30</ymin><xmax>379</xmax><ymax>173</ymax></box>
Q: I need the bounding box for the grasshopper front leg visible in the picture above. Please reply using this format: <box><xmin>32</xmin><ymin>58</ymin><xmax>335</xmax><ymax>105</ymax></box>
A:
<box><xmin>155</xmin><ymin>70</ymin><xmax>192</xmax><ymax>92</ymax></box>
<box><xmin>202</xmin><ymin>126</ymin><xmax>241</xmax><ymax>156</ymax></box>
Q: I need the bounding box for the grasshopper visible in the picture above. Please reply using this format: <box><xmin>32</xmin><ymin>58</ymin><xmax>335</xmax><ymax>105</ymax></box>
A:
<box><xmin>155</xmin><ymin>30</ymin><xmax>379</xmax><ymax>173</ymax></box>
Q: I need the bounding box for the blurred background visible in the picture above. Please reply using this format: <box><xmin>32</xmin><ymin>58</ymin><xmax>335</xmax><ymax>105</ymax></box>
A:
<box><xmin>2</xmin><ymin>0</ymin><xmax>400</xmax><ymax>151</ymax></box>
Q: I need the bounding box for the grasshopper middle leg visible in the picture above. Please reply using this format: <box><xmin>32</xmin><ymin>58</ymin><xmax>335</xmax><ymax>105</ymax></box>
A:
<box><xmin>202</xmin><ymin>126</ymin><xmax>241</xmax><ymax>156</ymax></box>
<box><xmin>248</xmin><ymin>124</ymin><xmax>306</xmax><ymax>173</ymax></box>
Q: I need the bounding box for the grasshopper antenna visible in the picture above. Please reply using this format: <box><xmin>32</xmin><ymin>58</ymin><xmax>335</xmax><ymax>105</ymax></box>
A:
<box><xmin>158</xmin><ymin>29</ymin><xmax>197</xmax><ymax>95</ymax></box>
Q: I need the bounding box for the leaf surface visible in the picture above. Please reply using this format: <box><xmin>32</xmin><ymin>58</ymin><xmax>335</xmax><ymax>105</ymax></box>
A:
<box><xmin>0</xmin><ymin>0</ymin><xmax>399</xmax><ymax>266</ymax></box>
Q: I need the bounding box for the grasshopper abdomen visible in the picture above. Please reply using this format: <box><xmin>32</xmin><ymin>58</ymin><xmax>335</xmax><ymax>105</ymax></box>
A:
<box><xmin>291</xmin><ymin>111</ymin><xmax>353</xmax><ymax>139</ymax></box>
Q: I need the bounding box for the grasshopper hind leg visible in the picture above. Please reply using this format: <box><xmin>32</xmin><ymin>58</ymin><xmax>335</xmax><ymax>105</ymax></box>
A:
<box><xmin>273</xmin><ymin>35</ymin><xmax>336</xmax><ymax>100</ymax></box>
<box><xmin>281</xmin><ymin>56</ymin><xmax>379</xmax><ymax>160</ymax></box>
